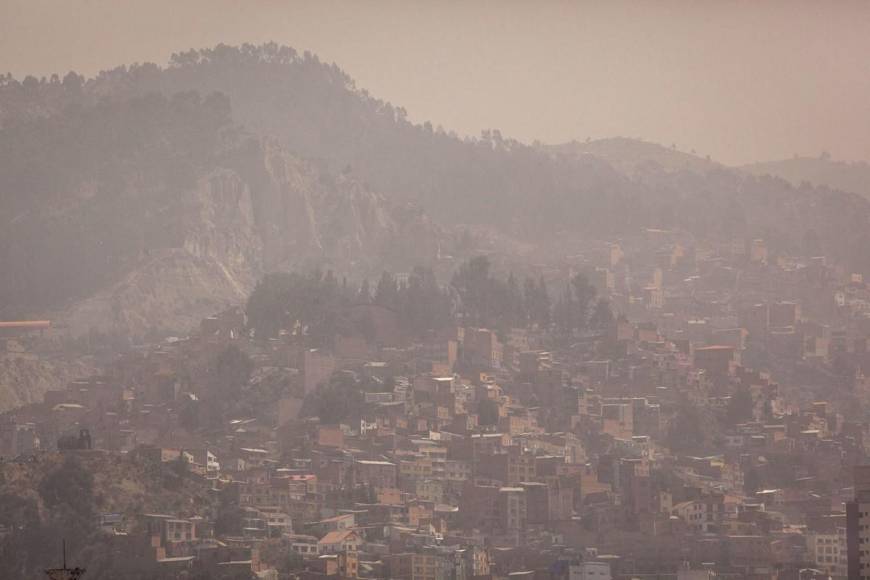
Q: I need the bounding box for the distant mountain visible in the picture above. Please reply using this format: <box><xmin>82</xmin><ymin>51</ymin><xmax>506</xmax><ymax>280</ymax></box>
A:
<box><xmin>544</xmin><ymin>137</ymin><xmax>720</xmax><ymax>178</ymax></box>
<box><xmin>741</xmin><ymin>155</ymin><xmax>870</xmax><ymax>200</ymax></box>
<box><xmin>545</xmin><ymin>137</ymin><xmax>870</xmax><ymax>275</ymax></box>
<box><xmin>4</xmin><ymin>43</ymin><xmax>870</xmax><ymax>337</ymax></box>
<box><xmin>0</xmin><ymin>45</ymin><xmax>646</xmax><ymax>236</ymax></box>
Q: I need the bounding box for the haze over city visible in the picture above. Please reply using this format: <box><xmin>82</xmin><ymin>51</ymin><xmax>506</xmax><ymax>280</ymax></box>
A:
<box><xmin>3</xmin><ymin>0</ymin><xmax>870</xmax><ymax>165</ymax></box>
<box><xmin>4</xmin><ymin>2</ymin><xmax>870</xmax><ymax>580</ymax></box>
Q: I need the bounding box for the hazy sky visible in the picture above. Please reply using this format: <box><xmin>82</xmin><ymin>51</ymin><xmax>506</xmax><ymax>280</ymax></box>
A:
<box><xmin>2</xmin><ymin>0</ymin><xmax>869</xmax><ymax>165</ymax></box>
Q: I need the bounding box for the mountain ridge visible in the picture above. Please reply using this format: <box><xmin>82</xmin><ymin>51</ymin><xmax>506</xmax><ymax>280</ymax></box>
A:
<box><xmin>4</xmin><ymin>43</ymin><xmax>870</xmax><ymax>336</ymax></box>
<box><xmin>741</xmin><ymin>155</ymin><xmax>870</xmax><ymax>200</ymax></box>
<box><xmin>544</xmin><ymin>137</ymin><xmax>721</xmax><ymax>178</ymax></box>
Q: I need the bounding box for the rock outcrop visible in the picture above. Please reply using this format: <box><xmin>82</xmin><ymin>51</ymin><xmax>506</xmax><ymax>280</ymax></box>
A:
<box><xmin>0</xmin><ymin>353</ymin><xmax>95</xmax><ymax>412</ymax></box>
<box><xmin>59</xmin><ymin>147</ymin><xmax>416</xmax><ymax>338</ymax></box>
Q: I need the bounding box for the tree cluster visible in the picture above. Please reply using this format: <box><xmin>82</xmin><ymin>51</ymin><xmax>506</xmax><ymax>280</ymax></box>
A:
<box><xmin>246</xmin><ymin>267</ymin><xmax>453</xmax><ymax>343</ymax></box>
<box><xmin>300</xmin><ymin>370</ymin><xmax>384</xmax><ymax>425</ymax></box>
<box><xmin>247</xmin><ymin>259</ymin><xmax>615</xmax><ymax>347</ymax></box>
<box><xmin>553</xmin><ymin>273</ymin><xmax>614</xmax><ymax>336</ymax></box>
<box><xmin>0</xmin><ymin>456</ymin><xmax>97</xmax><ymax>579</ymax></box>
<box><xmin>452</xmin><ymin>256</ymin><xmax>552</xmax><ymax>331</ymax></box>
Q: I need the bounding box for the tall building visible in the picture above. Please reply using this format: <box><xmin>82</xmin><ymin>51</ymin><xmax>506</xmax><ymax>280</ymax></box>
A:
<box><xmin>847</xmin><ymin>465</ymin><xmax>870</xmax><ymax>579</ymax></box>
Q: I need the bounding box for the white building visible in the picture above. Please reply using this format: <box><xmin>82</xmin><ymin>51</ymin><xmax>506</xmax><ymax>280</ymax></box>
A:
<box><xmin>806</xmin><ymin>529</ymin><xmax>846</xmax><ymax>578</ymax></box>
<box><xmin>569</xmin><ymin>561</ymin><xmax>612</xmax><ymax>580</ymax></box>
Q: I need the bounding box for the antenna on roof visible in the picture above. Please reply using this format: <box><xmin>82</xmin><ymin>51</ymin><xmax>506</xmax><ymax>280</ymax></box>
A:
<box><xmin>44</xmin><ymin>538</ymin><xmax>86</xmax><ymax>579</ymax></box>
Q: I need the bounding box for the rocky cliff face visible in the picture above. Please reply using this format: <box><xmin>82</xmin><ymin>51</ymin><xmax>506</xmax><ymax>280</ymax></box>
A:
<box><xmin>62</xmin><ymin>169</ymin><xmax>262</xmax><ymax>337</ymax></box>
<box><xmin>57</xmin><ymin>145</ymin><xmax>421</xmax><ymax>338</ymax></box>
<box><xmin>0</xmin><ymin>90</ymin><xmax>433</xmax><ymax>338</ymax></box>
<box><xmin>0</xmin><ymin>353</ymin><xmax>96</xmax><ymax>411</ymax></box>
<box><xmin>251</xmin><ymin>144</ymin><xmax>395</xmax><ymax>272</ymax></box>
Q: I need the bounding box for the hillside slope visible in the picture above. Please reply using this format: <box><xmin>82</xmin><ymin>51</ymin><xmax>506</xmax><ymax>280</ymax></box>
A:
<box><xmin>4</xmin><ymin>44</ymin><xmax>870</xmax><ymax>332</ymax></box>
<box><xmin>68</xmin><ymin>45</ymin><xmax>870</xmax><ymax>273</ymax></box>
<box><xmin>544</xmin><ymin>137</ymin><xmax>720</xmax><ymax>177</ymax></box>
<box><xmin>0</xmin><ymin>354</ymin><xmax>95</xmax><ymax>411</ymax></box>
<box><xmin>741</xmin><ymin>155</ymin><xmax>870</xmax><ymax>200</ymax></box>
<box><xmin>0</xmin><ymin>92</ymin><xmax>430</xmax><ymax>337</ymax></box>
